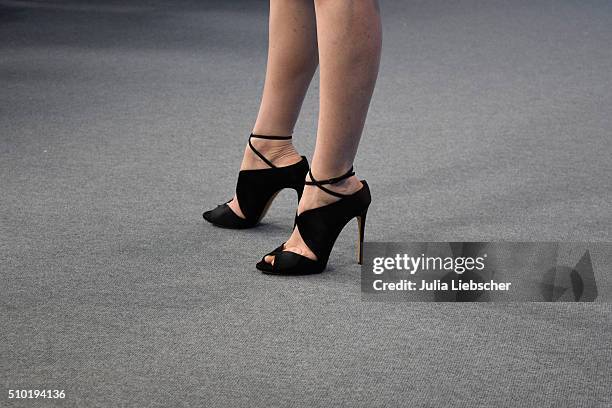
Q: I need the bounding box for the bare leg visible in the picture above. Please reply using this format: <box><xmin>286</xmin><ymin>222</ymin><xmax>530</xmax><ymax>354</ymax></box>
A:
<box><xmin>266</xmin><ymin>0</ymin><xmax>382</xmax><ymax>263</ymax></box>
<box><xmin>228</xmin><ymin>0</ymin><xmax>318</xmax><ymax>218</ymax></box>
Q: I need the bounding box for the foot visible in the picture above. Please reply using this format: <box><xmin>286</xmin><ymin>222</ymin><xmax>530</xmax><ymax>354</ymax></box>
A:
<box><xmin>263</xmin><ymin>173</ymin><xmax>363</xmax><ymax>265</ymax></box>
<box><xmin>227</xmin><ymin>137</ymin><xmax>302</xmax><ymax>218</ymax></box>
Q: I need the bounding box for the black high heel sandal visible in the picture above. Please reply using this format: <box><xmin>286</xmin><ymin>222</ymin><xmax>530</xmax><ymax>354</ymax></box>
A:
<box><xmin>256</xmin><ymin>167</ymin><xmax>371</xmax><ymax>275</ymax></box>
<box><xmin>203</xmin><ymin>134</ymin><xmax>309</xmax><ymax>229</ymax></box>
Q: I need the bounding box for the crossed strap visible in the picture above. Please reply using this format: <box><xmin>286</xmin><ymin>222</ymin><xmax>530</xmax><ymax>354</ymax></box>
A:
<box><xmin>305</xmin><ymin>166</ymin><xmax>355</xmax><ymax>199</ymax></box>
<box><xmin>250</xmin><ymin>133</ymin><xmax>354</xmax><ymax>199</ymax></box>
<box><xmin>248</xmin><ymin>133</ymin><xmax>292</xmax><ymax>168</ymax></box>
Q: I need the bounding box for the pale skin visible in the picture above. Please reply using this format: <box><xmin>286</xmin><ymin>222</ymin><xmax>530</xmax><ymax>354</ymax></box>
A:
<box><xmin>227</xmin><ymin>0</ymin><xmax>382</xmax><ymax>264</ymax></box>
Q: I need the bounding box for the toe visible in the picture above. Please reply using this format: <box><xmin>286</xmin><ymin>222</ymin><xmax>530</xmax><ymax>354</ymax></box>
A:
<box><xmin>263</xmin><ymin>246</ymin><xmax>305</xmax><ymax>266</ymax></box>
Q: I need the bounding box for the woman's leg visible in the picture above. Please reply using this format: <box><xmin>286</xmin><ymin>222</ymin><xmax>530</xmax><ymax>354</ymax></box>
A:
<box><xmin>228</xmin><ymin>0</ymin><xmax>318</xmax><ymax>218</ymax></box>
<box><xmin>266</xmin><ymin>0</ymin><xmax>382</xmax><ymax>262</ymax></box>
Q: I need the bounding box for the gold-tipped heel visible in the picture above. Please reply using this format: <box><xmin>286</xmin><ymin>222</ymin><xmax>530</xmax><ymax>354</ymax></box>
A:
<box><xmin>356</xmin><ymin>212</ymin><xmax>367</xmax><ymax>264</ymax></box>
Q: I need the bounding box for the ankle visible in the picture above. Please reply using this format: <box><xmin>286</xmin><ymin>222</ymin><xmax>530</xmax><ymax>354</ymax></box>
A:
<box><xmin>307</xmin><ymin>165</ymin><xmax>362</xmax><ymax>195</ymax></box>
<box><xmin>297</xmin><ymin>175</ymin><xmax>362</xmax><ymax>215</ymax></box>
<box><xmin>254</xmin><ymin>138</ymin><xmax>299</xmax><ymax>162</ymax></box>
<box><xmin>308</xmin><ymin>174</ymin><xmax>362</xmax><ymax>196</ymax></box>
<box><xmin>330</xmin><ymin>175</ymin><xmax>363</xmax><ymax>194</ymax></box>
<box><xmin>243</xmin><ymin>138</ymin><xmax>301</xmax><ymax>169</ymax></box>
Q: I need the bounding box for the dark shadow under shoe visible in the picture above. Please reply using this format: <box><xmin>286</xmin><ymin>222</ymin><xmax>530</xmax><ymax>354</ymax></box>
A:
<box><xmin>203</xmin><ymin>134</ymin><xmax>309</xmax><ymax>229</ymax></box>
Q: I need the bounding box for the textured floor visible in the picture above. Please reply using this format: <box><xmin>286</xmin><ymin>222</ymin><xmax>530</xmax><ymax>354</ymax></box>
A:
<box><xmin>1</xmin><ymin>0</ymin><xmax>611</xmax><ymax>407</ymax></box>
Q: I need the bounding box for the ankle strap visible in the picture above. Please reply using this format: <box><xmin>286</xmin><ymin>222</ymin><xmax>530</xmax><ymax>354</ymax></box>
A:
<box><xmin>305</xmin><ymin>166</ymin><xmax>355</xmax><ymax>198</ymax></box>
<box><xmin>248</xmin><ymin>133</ymin><xmax>292</xmax><ymax>168</ymax></box>
<box><xmin>250</xmin><ymin>134</ymin><xmax>292</xmax><ymax>140</ymax></box>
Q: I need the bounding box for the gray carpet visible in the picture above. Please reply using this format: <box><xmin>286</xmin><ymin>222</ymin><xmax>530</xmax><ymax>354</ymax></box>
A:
<box><xmin>1</xmin><ymin>0</ymin><xmax>611</xmax><ymax>406</ymax></box>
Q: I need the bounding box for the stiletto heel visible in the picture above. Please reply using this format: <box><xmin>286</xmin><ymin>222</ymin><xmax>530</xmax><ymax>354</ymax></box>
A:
<box><xmin>256</xmin><ymin>167</ymin><xmax>371</xmax><ymax>275</ymax></box>
<box><xmin>203</xmin><ymin>134</ymin><xmax>308</xmax><ymax>229</ymax></box>
<box><xmin>356</xmin><ymin>210</ymin><xmax>367</xmax><ymax>265</ymax></box>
